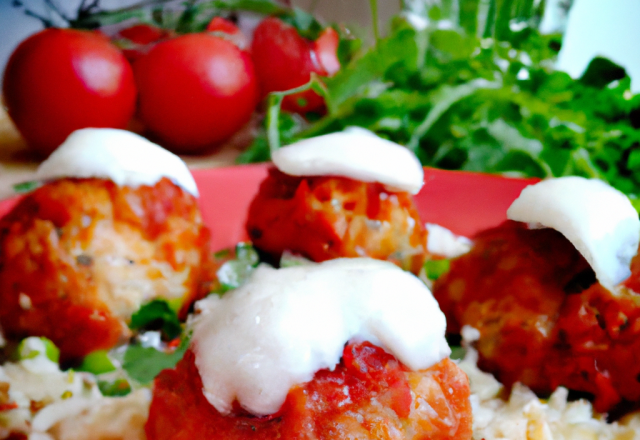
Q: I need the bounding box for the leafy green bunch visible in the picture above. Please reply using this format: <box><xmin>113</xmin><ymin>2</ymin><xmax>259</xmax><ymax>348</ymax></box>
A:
<box><xmin>241</xmin><ymin>0</ymin><xmax>640</xmax><ymax>199</ymax></box>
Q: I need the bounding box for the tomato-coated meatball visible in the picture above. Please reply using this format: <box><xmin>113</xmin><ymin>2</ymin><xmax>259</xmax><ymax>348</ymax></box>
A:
<box><xmin>146</xmin><ymin>342</ymin><xmax>472</xmax><ymax>440</ymax></box>
<box><xmin>246</xmin><ymin>168</ymin><xmax>427</xmax><ymax>274</ymax></box>
<box><xmin>0</xmin><ymin>177</ymin><xmax>213</xmax><ymax>360</ymax></box>
<box><xmin>433</xmin><ymin>220</ymin><xmax>640</xmax><ymax>413</ymax></box>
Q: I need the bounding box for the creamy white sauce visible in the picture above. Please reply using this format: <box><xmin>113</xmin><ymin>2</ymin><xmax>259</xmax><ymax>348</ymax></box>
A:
<box><xmin>190</xmin><ymin>258</ymin><xmax>450</xmax><ymax>416</ymax></box>
<box><xmin>36</xmin><ymin>128</ymin><xmax>199</xmax><ymax>197</ymax></box>
<box><xmin>426</xmin><ymin>223</ymin><xmax>472</xmax><ymax>258</ymax></box>
<box><xmin>507</xmin><ymin>176</ymin><xmax>640</xmax><ymax>290</ymax></box>
<box><xmin>272</xmin><ymin>127</ymin><xmax>424</xmax><ymax>194</ymax></box>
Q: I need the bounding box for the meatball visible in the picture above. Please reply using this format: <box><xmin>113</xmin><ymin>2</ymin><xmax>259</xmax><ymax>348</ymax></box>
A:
<box><xmin>246</xmin><ymin>168</ymin><xmax>427</xmax><ymax>274</ymax></box>
<box><xmin>433</xmin><ymin>220</ymin><xmax>640</xmax><ymax>413</ymax></box>
<box><xmin>0</xmin><ymin>177</ymin><xmax>213</xmax><ymax>360</ymax></box>
<box><xmin>145</xmin><ymin>342</ymin><xmax>472</xmax><ymax>440</ymax></box>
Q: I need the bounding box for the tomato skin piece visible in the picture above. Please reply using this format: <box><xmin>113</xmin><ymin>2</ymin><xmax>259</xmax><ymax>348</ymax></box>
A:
<box><xmin>134</xmin><ymin>33</ymin><xmax>259</xmax><ymax>154</ymax></box>
<box><xmin>250</xmin><ymin>17</ymin><xmax>339</xmax><ymax>113</ymax></box>
<box><xmin>2</xmin><ymin>28</ymin><xmax>137</xmax><ymax>157</ymax></box>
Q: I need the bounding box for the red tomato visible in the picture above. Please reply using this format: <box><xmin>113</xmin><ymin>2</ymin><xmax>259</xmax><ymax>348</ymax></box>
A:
<box><xmin>250</xmin><ymin>17</ymin><xmax>340</xmax><ymax>113</ymax></box>
<box><xmin>118</xmin><ymin>24</ymin><xmax>167</xmax><ymax>45</ymax></box>
<box><xmin>206</xmin><ymin>17</ymin><xmax>249</xmax><ymax>50</ymax></box>
<box><xmin>2</xmin><ymin>28</ymin><xmax>137</xmax><ymax>157</ymax></box>
<box><xmin>134</xmin><ymin>33</ymin><xmax>259</xmax><ymax>154</ymax></box>
<box><xmin>313</xmin><ymin>27</ymin><xmax>340</xmax><ymax>76</ymax></box>
<box><xmin>206</xmin><ymin>17</ymin><xmax>240</xmax><ymax>34</ymax></box>
<box><xmin>116</xmin><ymin>24</ymin><xmax>170</xmax><ymax>62</ymax></box>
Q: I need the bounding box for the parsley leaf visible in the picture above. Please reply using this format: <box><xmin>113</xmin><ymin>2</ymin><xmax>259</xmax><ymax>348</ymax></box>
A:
<box><xmin>13</xmin><ymin>181</ymin><xmax>41</xmax><ymax>194</ymax></box>
<box><xmin>122</xmin><ymin>336</ymin><xmax>189</xmax><ymax>384</ymax></box>
<box><xmin>129</xmin><ymin>300</ymin><xmax>182</xmax><ymax>340</ymax></box>
<box><xmin>215</xmin><ymin>243</ymin><xmax>260</xmax><ymax>293</ymax></box>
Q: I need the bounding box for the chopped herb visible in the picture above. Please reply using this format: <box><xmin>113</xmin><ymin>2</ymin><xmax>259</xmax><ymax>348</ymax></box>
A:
<box><xmin>13</xmin><ymin>181</ymin><xmax>40</xmax><ymax>194</ymax></box>
<box><xmin>449</xmin><ymin>346</ymin><xmax>466</xmax><ymax>361</ymax></box>
<box><xmin>77</xmin><ymin>350</ymin><xmax>117</xmax><ymax>375</ymax></box>
<box><xmin>129</xmin><ymin>300</ymin><xmax>182</xmax><ymax>340</ymax></box>
<box><xmin>424</xmin><ymin>259</ymin><xmax>451</xmax><ymax>281</ymax></box>
<box><xmin>279</xmin><ymin>251</ymin><xmax>313</xmax><ymax>268</ymax></box>
<box><xmin>97</xmin><ymin>378</ymin><xmax>132</xmax><ymax>397</ymax></box>
<box><xmin>122</xmin><ymin>336</ymin><xmax>189</xmax><ymax>384</ymax></box>
<box><xmin>215</xmin><ymin>243</ymin><xmax>260</xmax><ymax>293</ymax></box>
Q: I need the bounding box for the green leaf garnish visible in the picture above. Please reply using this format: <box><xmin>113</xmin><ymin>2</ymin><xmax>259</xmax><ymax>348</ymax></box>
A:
<box><xmin>216</xmin><ymin>243</ymin><xmax>260</xmax><ymax>293</ymax></box>
<box><xmin>13</xmin><ymin>181</ymin><xmax>41</xmax><ymax>194</ymax></box>
<box><xmin>129</xmin><ymin>300</ymin><xmax>182</xmax><ymax>340</ymax></box>
<box><xmin>450</xmin><ymin>345</ymin><xmax>466</xmax><ymax>361</ymax></box>
<box><xmin>122</xmin><ymin>336</ymin><xmax>189</xmax><ymax>384</ymax></box>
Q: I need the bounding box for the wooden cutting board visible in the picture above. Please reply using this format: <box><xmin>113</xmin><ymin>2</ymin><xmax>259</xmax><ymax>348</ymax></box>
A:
<box><xmin>0</xmin><ymin>106</ymin><xmax>252</xmax><ymax>199</ymax></box>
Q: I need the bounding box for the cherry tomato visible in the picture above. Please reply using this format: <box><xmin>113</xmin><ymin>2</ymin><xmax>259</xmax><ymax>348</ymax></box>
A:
<box><xmin>2</xmin><ymin>28</ymin><xmax>137</xmax><ymax>157</ymax></box>
<box><xmin>206</xmin><ymin>16</ymin><xmax>240</xmax><ymax>34</ymax></box>
<box><xmin>118</xmin><ymin>24</ymin><xmax>167</xmax><ymax>45</ymax></box>
<box><xmin>133</xmin><ymin>33</ymin><xmax>259</xmax><ymax>154</ymax></box>
<box><xmin>116</xmin><ymin>24</ymin><xmax>170</xmax><ymax>62</ymax></box>
<box><xmin>206</xmin><ymin>17</ymin><xmax>249</xmax><ymax>50</ymax></box>
<box><xmin>250</xmin><ymin>17</ymin><xmax>340</xmax><ymax>113</ymax></box>
<box><xmin>313</xmin><ymin>27</ymin><xmax>340</xmax><ymax>76</ymax></box>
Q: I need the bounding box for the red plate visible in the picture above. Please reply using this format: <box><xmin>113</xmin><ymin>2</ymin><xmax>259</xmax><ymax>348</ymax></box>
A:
<box><xmin>0</xmin><ymin>164</ymin><xmax>538</xmax><ymax>252</ymax></box>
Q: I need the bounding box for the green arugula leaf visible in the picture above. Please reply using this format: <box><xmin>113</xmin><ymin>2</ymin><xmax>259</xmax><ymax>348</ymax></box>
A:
<box><xmin>407</xmin><ymin>79</ymin><xmax>499</xmax><ymax>152</ymax></box>
<box><xmin>323</xmin><ymin>25</ymin><xmax>419</xmax><ymax>111</ymax></box>
<box><xmin>580</xmin><ymin>57</ymin><xmax>627</xmax><ymax>89</ymax></box>
<box><xmin>280</xmin><ymin>7</ymin><xmax>323</xmax><ymax>40</ymax></box>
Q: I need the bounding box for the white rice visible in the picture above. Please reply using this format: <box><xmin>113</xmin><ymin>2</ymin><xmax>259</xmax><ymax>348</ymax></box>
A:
<box><xmin>0</xmin><ymin>338</ymin><xmax>149</xmax><ymax>440</ymax></box>
<box><xmin>459</xmin><ymin>326</ymin><xmax>640</xmax><ymax>440</ymax></box>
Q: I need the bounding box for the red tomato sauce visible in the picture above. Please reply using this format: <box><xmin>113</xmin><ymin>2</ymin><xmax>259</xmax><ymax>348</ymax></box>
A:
<box><xmin>246</xmin><ymin>168</ymin><xmax>427</xmax><ymax>274</ymax></box>
<box><xmin>146</xmin><ymin>342</ymin><xmax>472</xmax><ymax>440</ymax></box>
<box><xmin>434</xmin><ymin>220</ymin><xmax>640</xmax><ymax>413</ymax></box>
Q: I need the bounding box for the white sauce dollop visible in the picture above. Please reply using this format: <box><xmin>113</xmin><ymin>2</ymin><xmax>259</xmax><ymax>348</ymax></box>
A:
<box><xmin>190</xmin><ymin>258</ymin><xmax>450</xmax><ymax>416</ymax></box>
<box><xmin>507</xmin><ymin>176</ymin><xmax>640</xmax><ymax>290</ymax></box>
<box><xmin>36</xmin><ymin>128</ymin><xmax>199</xmax><ymax>197</ymax></box>
<box><xmin>426</xmin><ymin>223</ymin><xmax>472</xmax><ymax>258</ymax></box>
<box><xmin>272</xmin><ymin>127</ymin><xmax>424</xmax><ymax>194</ymax></box>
